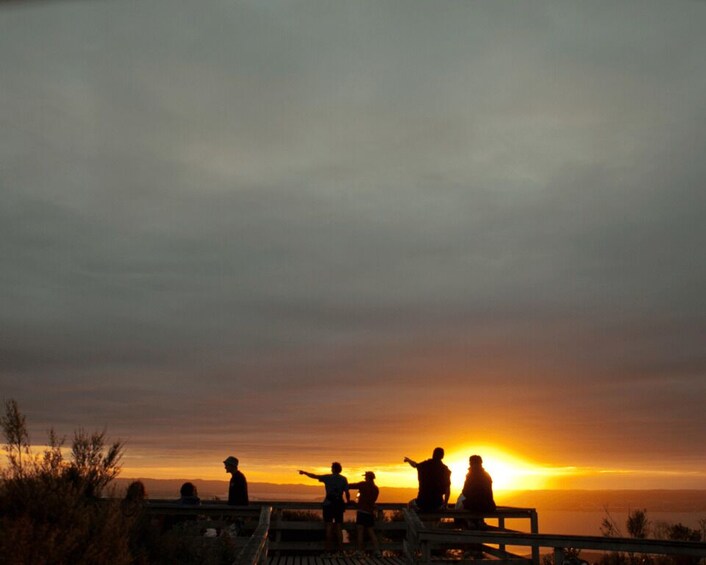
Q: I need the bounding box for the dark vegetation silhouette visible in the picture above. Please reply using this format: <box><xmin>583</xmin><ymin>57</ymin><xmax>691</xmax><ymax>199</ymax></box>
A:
<box><xmin>0</xmin><ymin>400</ymin><xmax>238</xmax><ymax>565</ymax></box>
<box><xmin>599</xmin><ymin>508</ymin><xmax>703</xmax><ymax>565</ymax></box>
<box><xmin>0</xmin><ymin>399</ymin><xmax>131</xmax><ymax>564</ymax></box>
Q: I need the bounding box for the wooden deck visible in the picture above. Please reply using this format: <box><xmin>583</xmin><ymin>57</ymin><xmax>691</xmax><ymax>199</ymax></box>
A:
<box><xmin>268</xmin><ymin>555</ymin><xmax>408</xmax><ymax>565</ymax></box>
<box><xmin>142</xmin><ymin>500</ymin><xmax>706</xmax><ymax>565</ymax></box>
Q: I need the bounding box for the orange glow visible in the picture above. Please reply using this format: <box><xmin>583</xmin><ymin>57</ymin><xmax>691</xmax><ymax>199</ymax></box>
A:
<box><xmin>445</xmin><ymin>445</ymin><xmax>552</xmax><ymax>493</ymax></box>
<box><xmin>118</xmin><ymin>447</ymin><xmax>706</xmax><ymax>491</ymax></box>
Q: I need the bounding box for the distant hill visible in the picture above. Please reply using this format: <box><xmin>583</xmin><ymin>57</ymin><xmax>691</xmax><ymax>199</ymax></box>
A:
<box><xmin>113</xmin><ymin>479</ymin><xmax>706</xmax><ymax>512</ymax></box>
<box><xmin>114</xmin><ymin>477</ymin><xmax>419</xmax><ymax>502</ymax></box>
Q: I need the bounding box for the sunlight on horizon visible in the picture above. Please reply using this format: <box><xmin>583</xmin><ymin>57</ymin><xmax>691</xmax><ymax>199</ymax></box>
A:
<box><xmin>117</xmin><ymin>447</ymin><xmax>706</xmax><ymax>490</ymax></box>
<box><xmin>444</xmin><ymin>445</ymin><xmax>553</xmax><ymax>492</ymax></box>
<box><xmin>119</xmin><ymin>445</ymin><xmax>566</xmax><ymax>491</ymax></box>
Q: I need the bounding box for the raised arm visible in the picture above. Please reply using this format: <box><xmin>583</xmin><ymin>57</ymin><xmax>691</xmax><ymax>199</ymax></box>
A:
<box><xmin>298</xmin><ymin>470</ymin><xmax>320</xmax><ymax>480</ymax></box>
<box><xmin>403</xmin><ymin>456</ymin><xmax>418</xmax><ymax>468</ymax></box>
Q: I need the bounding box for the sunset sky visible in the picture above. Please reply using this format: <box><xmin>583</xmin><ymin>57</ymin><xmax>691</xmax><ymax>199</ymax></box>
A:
<box><xmin>1</xmin><ymin>1</ymin><xmax>705</xmax><ymax>493</ymax></box>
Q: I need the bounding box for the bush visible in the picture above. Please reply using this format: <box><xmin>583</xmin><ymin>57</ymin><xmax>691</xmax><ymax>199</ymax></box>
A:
<box><xmin>599</xmin><ymin>508</ymin><xmax>704</xmax><ymax>565</ymax></box>
<box><xmin>0</xmin><ymin>399</ymin><xmax>133</xmax><ymax>565</ymax></box>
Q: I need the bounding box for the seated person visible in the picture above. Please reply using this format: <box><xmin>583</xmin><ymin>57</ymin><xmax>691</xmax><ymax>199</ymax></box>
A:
<box><xmin>461</xmin><ymin>455</ymin><xmax>495</xmax><ymax>529</ymax></box>
<box><xmin>177</xmin><ymin>482</ymin><xmax>201</xmax><ymax>505</ymax></box>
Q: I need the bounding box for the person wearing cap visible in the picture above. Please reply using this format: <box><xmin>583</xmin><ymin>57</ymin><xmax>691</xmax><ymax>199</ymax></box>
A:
<box><xmin>348</xmin><ymin>471</ymin><xmax>382</xmax><ymax>557</ymax></box>
<box><xmin>224</xmin><ymin>456</ymin><xmax>249</xmax><ymax>505</ymax></box>
<box><xmin>404</xmin><ymin>447</ymin><xmax>451</xmax><ymax>512</ymax></box>
<box><xmin>298</xmin><ymin>462</ymin><xmax>350</xmax><ymax>555</ymax></box>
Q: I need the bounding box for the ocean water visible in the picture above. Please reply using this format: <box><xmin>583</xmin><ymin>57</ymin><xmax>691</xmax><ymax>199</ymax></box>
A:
<box><xmin>536</xmin><ymin>510</ymin><xmax>705</xmax><ymax>536</ymax></box>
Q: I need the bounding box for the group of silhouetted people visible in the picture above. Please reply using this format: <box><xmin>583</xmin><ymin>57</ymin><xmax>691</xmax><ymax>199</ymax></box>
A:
<box><xmin>405</xmin><ymin>448</ymin><xmax>496</xmax><ymax>514</ymax></box>
<box><xmin>122</xmin><ymin>448</ymin><xmax>495</xmax><ymax>557</ymax></box>
<box><xmin>299</xmin><ymin>463</ymin><xmax>382</xmax><ymax>557</ymax></box>
<box><xmin>295</xmin><ymin>447</ymin><xmax>495</xmax><ymax>556</ymax></box>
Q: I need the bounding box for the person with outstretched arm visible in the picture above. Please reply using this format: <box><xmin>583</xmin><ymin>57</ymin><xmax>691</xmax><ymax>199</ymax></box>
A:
<box><xmin>348</xmin><ymin>471</ymin><xmax>382</xmax><ymax>557</ymax></box>
<box><xmin>299</xmin><ymin>462</ymin><xmax>350</xmax><ymax>555</ymax></box>
<box><xmin>404</xmin><ymin>447</ymin><xmax>451</xmax><ymax>512</ymax></box>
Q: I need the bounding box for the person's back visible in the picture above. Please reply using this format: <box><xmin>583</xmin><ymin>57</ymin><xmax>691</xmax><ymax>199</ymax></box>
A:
<box><xmin>320</xmin><ymin>472</ymin><xmax>349</xmax><ymax>502</ymax></box>
<box><xmin>299</xmin><ymin>462</ymin><xmax>351</xmax><ymax>554</ymax></box>
<box><xmin>178</xmin><ymin>482</ymin><xmax>201</xmax><ymax>506</ymax></box>
<box><xmin>462</xmin><ymin>455</ymin><xmax>496</xmax><ymax>513</ymax></box>
<box><xmin>349</xmin><ymin>479</ymin><xmax>379</xmax><ymax>513</ymax></box>
<box><xmin>417</xmin><ymin>457</ymin><xmax>451</xmax><ymax>511</ymax></box>
<box><xmin>228</xmin><ymin>469</ymin><xmax>248</xmax><ymax>505</ymax></box>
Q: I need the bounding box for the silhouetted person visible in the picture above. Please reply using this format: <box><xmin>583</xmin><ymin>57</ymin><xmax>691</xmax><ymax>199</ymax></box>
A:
<box><xmin>404</xmin><ymin>447</ymin><xmax>451</xmax><ymax>512</ymax></box>
<box><xmin>348</xmin><ymin>471</ymin><xmax>382</xmax><ymax>557</ymax></box>
<box><xmin>224</xmin><ymin>456</ymin><xmax>249</xmax><ymax>505</ymax></box>
<box><xmin>122</xmin><ymin>480</ymin><xmax>147</xmax><ymax>516</ymax></box>
<box><xmin>299</xmin><ymin>462</ymin><xmax>351</xmax><ymax>555</ymax></box>
<box><xmin>163</xmin><ymin>481</ymin><xmax>202</xmax><ymax>529</ymax></box>
<box><xmin>462</xmin><ymin>454</ymin><xmax>496</xmax><ymax>529</ymax></box>
<box><xmin>122</xmin><ymin>481</ymin><xmax>157</xmax><ymax>562</ymax></box>
<box><xmin>178</xmin><ymin>482</ymin><xmax>201</xmax><ymax>505</ymax></box>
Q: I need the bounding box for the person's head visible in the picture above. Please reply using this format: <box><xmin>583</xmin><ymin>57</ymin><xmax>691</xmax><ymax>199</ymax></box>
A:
<box><xmin>331</xmin><ymin>461</ymin><xmax>342</xmax><ymax>474</ymax></box>
<box><xmin>432</xmin><ymin>447</ymin><xmax>445</xmax><ymax>460</ymax></box>
<box><xmin>224</xmin><ymin>456</ymin><xmax>239</xmax><ymax>473</ymax></box>
<box><xmin>469</xmin><ymin>454</ymin><xmax>483</xmax><ymax>468</ymax></box>
<box><xmin>180</xmin><ymin>482</ymin><xmax>197</xmax><ymax>498</ymax></box>
<box><xmin>125</xmin><ymin>480</ymin><xmax>146</xmax><ymax>502</ymax></box>
<box><xmin>364</xmin><ymin>471</ymin><xmax>376</xmax><ymax>482</ymax></box>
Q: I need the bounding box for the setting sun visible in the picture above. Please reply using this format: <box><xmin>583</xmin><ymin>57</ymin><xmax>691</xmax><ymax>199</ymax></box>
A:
<box><xmin>445</xmin><ymin>446</ymin><xmax>550</xmax><ymax>492</ymax></box>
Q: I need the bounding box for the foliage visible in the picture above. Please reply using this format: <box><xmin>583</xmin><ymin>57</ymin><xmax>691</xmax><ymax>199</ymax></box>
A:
<box><xmin>153</xmin><ymin>521</ymin><xmax>238</xmax><ymax>565</ymax></box>
<box><xmin>279</xmin><ymin>509</ymin><xmax>326</xmax><ymax>542</ymax></box>
<box><xmin>599</xmin><ymin>508</ymin><xmax>704</xmax><ymax>565</ymax></box>
<box><xmin>543</xmin><ymin>548</ymin><xmax>587</xmax><ymax>565</ymax></box>
<box><xmin>0</xmin><ymin>399</ymin><xmax>30</xmax><ymax>475</ymax></box>
<box><xmin>0</xmin><ymin>399</ymin><xmax>132</xmax><ymax>565</ymax></box>
<box><xmin>627</xmin><ymin>509</ymin><xmax>650</xmax><ymax>539</ymax></box>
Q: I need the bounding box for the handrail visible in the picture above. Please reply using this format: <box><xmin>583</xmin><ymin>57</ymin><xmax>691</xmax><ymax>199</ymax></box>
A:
<box><xmin>414</xmin><ymin>528</ymin><xmax>706</xmax><ymax>565</ymax></box>
<box><xmin>234</xmin><ymin>506</ymin><xmax>272</xmax><ymax>565</ymax></box>
<box><xmin>403</xmin><ymin>508</ymin><xmax>427</xmax><ymax>563</ymax></box>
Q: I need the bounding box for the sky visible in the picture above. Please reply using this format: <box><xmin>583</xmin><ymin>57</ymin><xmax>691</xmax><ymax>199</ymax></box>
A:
<box><xmin>1</xmin><ymin>0</ymin><xmax>705</xmax><ymax>492</ymax></box>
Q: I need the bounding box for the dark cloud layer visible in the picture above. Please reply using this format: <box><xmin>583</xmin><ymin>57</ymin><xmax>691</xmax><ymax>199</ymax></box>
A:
<box><xmin>1</xmin><ymin>1</ymin><xmax>704</xmax><ymax>482</ymax></box>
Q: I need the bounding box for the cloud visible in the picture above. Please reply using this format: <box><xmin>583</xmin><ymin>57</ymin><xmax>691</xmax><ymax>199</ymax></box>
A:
<box><xmin>1</xmin><ymin>0</ymin><xmax>705</xmax><ymax>479</ymax></box>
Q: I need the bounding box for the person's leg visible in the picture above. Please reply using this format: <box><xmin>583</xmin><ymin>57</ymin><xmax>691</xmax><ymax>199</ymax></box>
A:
<box><xmin>367</xmin><ymin>526</ymin><xmax>380</xmax><ymax>554</ymax></box>
<box><xmin>325</xmin><ymin>523</ymin><xmax>334</xmax><ymax>552</ymax></box>
<box><xmin>334</xmin><ymin>523</ymin><xmax>343</xmax><ymax>552</ymax></box>
<box><xmin>356</xmin><ymin>524</ymin><xmax>364</xmax><ymax>551</ymax></box>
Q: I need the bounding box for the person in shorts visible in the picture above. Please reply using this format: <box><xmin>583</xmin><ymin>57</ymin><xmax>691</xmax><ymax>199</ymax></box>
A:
<box><xmin>299</xmin><ymin>462</ymin><xmax>350</xmax><ymax>554</ymax></box>
<box><xmin>348</xmin><ymin>471</ymin><xmax>382</xmax><ymax>557</ymax></box>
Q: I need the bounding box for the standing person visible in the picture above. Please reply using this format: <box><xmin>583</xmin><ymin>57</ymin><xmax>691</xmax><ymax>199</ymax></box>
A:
<box><xmin>299</xmin><ymin>462</ymin><xmax>351</xmax><ymax>555</ymax></box>
<box><xmin>403</xmin><ymin>447</ymin><xmax>451</xmax><ymax>512</ymax></box>
<box><xmin>461</xmin><ymin>454</ymin><xmax>495</xmax><ymax>528</ymax></box>
<box><xmin>224</xmin><ymin>456</ymin><xmax>249</xmax><ymax>505</ymax></box>
<box><xmin>348</xmin><ymin>471</ymin><xmax>382</xmax><ymax>557</ymax></box>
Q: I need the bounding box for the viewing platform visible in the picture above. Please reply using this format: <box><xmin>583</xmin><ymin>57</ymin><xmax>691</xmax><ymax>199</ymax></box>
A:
<box><xmin>145</xmin><ymin>501</ymin><xmax>706</xmax><ymax>565</ymax></box>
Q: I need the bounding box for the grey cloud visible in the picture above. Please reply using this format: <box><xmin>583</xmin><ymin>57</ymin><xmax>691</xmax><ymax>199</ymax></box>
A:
<box><xmin>1</xmin><ymin>0</ymin><xmax>705</xmax><ymax>475</ymax></box>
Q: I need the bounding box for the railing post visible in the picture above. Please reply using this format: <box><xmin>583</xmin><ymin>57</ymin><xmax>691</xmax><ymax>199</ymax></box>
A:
<box><xmin>530</xmin><ymin>509</ymin><xmax>540</xmax><ymax>565</ymax></box>
<box><xmin>498</xmin><ymin>516</ymin><xmax>506</xmax><ymax>552</ymax></box>
<box><xmin>554</xmin><ymin>547</ymin><xmax>565</xmax><ymax>565</ymax></box>
<box><xmin>272</xmin><ymin>507</ymin><xmax>282</xmax><ymax>556</ymax></box>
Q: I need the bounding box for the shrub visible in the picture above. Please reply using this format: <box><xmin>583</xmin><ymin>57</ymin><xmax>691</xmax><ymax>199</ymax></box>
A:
<box><xmin>0</xmin><ymin>399</ymin><xmax>133</xmax><ymax>565</ymax></box>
